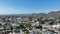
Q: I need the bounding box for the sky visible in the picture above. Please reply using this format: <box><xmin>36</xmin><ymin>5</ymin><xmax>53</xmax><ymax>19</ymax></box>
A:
<box><xmin>0</xmin><ymin>0</ymin><xmax>60</xmax><ymax>14</ymax></box>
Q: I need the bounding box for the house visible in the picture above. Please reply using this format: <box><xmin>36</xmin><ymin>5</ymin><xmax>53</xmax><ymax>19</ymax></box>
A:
<box><xmin>29</xmin><ymin>29</ymin><xmax>41</xmax><ymax>34</ymax></box>
<box><xmin>52</xmin><ymin>24</ymin><xmax>60</xmax><ymax>29</ymax></box>
<box><xmin>23</xmin><ymin>17</ymin><xmax>29</xmax><ymax>22</ymax></box>
<box><xmin>0</xmin><ymin>22</ymin><xmax>4</xmax><ymax>34</ymax></box>
<box><xmin>16</xmin><ymin>17</ymin><xmax>22</xmax><ymax>23</ymax></box>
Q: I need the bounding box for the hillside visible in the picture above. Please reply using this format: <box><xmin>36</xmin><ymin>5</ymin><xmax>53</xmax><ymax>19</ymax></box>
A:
<box><xmin>0</xmin><ymin>11</ymin><xmax>60</xmax><ymax>19</ymax></box>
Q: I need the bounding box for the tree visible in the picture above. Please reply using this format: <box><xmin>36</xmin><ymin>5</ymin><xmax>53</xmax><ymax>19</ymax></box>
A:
<box><xmin>25</xmin><ymin>22</ymin><xmax>31</xmax><ymax>27</ymax></box>
<box><xmin>35</xmin><ymin>25</ymin><xmax>42</xmax><ymax>31</ymax></box>
<box><xmin>2</xmin><ymin>18</ymin><xmax>6</xmax><ymax>22</ymax></box>
<box><xmin>10</xmin><ymin>26</ymin><xmax>13</xmax><ymax>30</ymax></box>
<box><xmin>24</xmin><ymin>30</ymin><xmax>29</xmax><ymax>34</ymax></box>
<box><xmin>37</xmin><ymin>17</ymin><xmax>43</xmax><ymax>21</ymax></box>
<box><xmin>15</xmin><ymin>23</ymin><xmax>25</xmax><ymax>33</ymax></box>
<box><xmin>39</xmin><ymin>20</ymin><xmax>44</xmax><ymax>24</ymax></box>
<box><xmin>16</xmin><ymin>23</ymin><xmax>24</xmax><ymax>29</ymax></box>
<box><xmin>44</xmin><ymin>18</ymin><xmax>49</xmax><ymax>22</ymax></box>
<box><xmin>49</xmin><ymin>21</ymin><xmax>54</xmax><ymax>25</ymax></box>
<box><xmin>29</xmin><ymin>26</ymin><xmax>33</xmax><ymax>30</ymax></box>
<box><xmin>49</xmin><ymin>19</ymin><xmax>53</xmax><ymax>21</ymax></box>
<box><xmin>40</xmin><ymin>17</ymin><xmax>43</xmax><ymax>20</ymax></box>
<box><xmin>15</xmin><ymin>29</ymin><xmax>20</xmax><ymax>33</ymax></box>
<box><xmin>29</xmin><ymin>17</ymin><xmax>32</xmax><ymax>21</ymax></box>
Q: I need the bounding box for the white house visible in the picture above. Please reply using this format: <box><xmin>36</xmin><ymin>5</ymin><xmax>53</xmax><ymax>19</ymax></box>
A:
<box><xmin>52</xmin><ymin>24</ymin><xmax>60</xmax><ymax>29</ymax></box>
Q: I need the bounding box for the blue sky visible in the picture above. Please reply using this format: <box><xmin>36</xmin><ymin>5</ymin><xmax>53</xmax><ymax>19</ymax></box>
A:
<box><xmin>0</xmin><ymin>0</ymin><xmax>60</xmax><ymax>14</ymax></box>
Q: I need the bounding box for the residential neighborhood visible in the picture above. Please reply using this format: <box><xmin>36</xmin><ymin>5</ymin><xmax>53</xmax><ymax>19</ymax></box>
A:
<box><xmin>0</xmin><ymin>16</ymin><xmax>60</xmax><ymax>34</ymax></box>
<box><xmin>0</xmin><ymin>0</ymin><xmax>60</xmax><ymax>34</ymax></box>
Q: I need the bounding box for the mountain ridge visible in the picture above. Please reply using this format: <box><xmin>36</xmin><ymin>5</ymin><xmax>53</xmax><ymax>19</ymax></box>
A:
<box><xmin>0</xmin><ymin>11</ymin><xmax>60</xmax><ymax>19</ymax></box>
